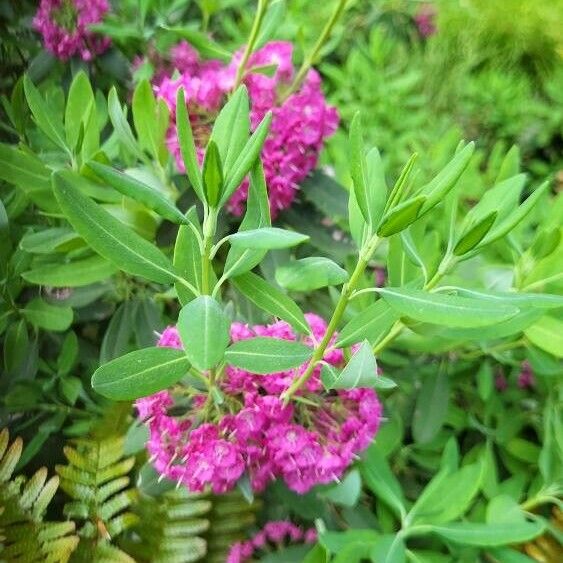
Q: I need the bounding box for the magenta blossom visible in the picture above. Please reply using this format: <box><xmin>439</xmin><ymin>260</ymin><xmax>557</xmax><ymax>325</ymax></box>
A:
<box><xmin>33</xmin><ymin>0</ymin><xmax>110</xmax><ymax>61</ymax></box>
<box><xmin>136</xmin><ymin>314</ymin><xmax>382</xmax><ymax>495</ymax></box>
<box><xmin>227</xmin><ymin>520</ymin><xmax>317</xmax><ymax>563</ymax></box>
<box><xmin>154</xmin><ymin>41</ymin><xmax>339</xmax><ymax>218</ymax></box>
<box><xmin>414</xmin><ymin>3</ymin><xmax>437</xmax><ymax>38</ymax></box>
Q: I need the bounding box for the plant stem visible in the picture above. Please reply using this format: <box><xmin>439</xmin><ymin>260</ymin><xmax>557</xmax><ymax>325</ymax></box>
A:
<box><xmin>280</xmin><ymin>0</ymin><xmax>349</xmax><ymax>102</ymax></box>
<box><xmin>233</xmin><ymin>0</ymin><xmax>270</xmax><ymax>90</ymax></box>
<box><xmin>281</xmin><ymin>235</ymin><xmax>380</xmax><ymax>403</ymax></box>
<box><xmin>201</xmin><ymin>208</ymin><xmax>217</xmax><ymax>295</ymax></box>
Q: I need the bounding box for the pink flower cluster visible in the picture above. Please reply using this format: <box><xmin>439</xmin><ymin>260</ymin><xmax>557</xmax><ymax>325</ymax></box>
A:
<box><xmin>136</xmin><ymin>314</ymin><xmax>382</xmax><ymax>495</ymax></box>
<box><xmin>414</xmin><ymin>3</ymin><xmax>437</xmax><ymax>38</ymax></box>
<box><xmin>227</xmin><ymin>520</ymin><xmax>317</xmax><ymax>563</ymax></box>
<box><xmin>154</xmin><ymin>41</ymin><xmax>339</xmax><ymax>217</ymax></box>
<box><xmin>495</xmin><ymin>361</ymin><xmax>535</xmax><ymax>392</ymax></box>
<box><xmin>33</xmin><ymin>0</ymin><xmax>110</xmax><ymax>61</ymax></box>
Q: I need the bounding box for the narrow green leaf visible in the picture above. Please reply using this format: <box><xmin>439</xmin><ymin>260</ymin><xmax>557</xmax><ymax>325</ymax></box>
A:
<box><xmin>92</xmin><ymin>347</ymin><xmax>191</xmax><ymax>400</ymax></box>
<box><xmin>174</xmin><ymin>207</ymin><xmax>202</xmax><ymax>305</ymax></box>
<box><xmin>349</xmin><ymin>113</ymin><xmax>370</xmax><ymax>223</ymax></box>
<box><xmin>202</xmin><ymin>140</ymin><xmax>223</xmax><ymax>207</ymax></box>
<box><xmin>52</xmin><ymin>170</ymin><xmax>177</xmax><ymax>284</ymax></box>
<box><xmin>108</xmin><ymin>87</ymin><xmax>144</xmax><ymax>159</ymax></box>
<box><xmin>495</xmin><ymin>145</ymin><xmax>521</xmax><ymax>183</ymax></box>
<box><xmin>225</xmin><ymin>337</ymin><xmax>312</xmax><ymax>374</ymax></box>
<box><xmin>378</xmin><ymin>287</ymin><xmax>520</xmax><ymax>328</ymax></box>
<box><xmin>20</xmin><ymin>228</ymin><xmax>79</xmax><ymax>254</ymax></box>
<box><xmin>412</xmin><ymin>368</ymin><xmax>450</xmax><ymax>444</ymax></box>
<box><xmin>22</xmin><ymin>255</ymin><xmax>118</xmax><ymax>287</ymax></box>
<box><xmin>177</xmin><ymin>296</ymin><xmax>230</xmax><ymax>370</ymax></box>
<box><xmin>418</xmin><ymin>142</ymin><xmax>475</xmax><ymax>214</ymax></box>
<box><xmin>176</xmin><ymin>87</ymin><xmax>204</xmax><ymax>201</ymax></box>
<box><xmin>232</xmin><ymin>271</ymin><xmax>310</xmax><ymax>334</ymax></box>
<box><xmin>88</xmin><ymin>161</ymin><xmax>188</xmax><ymax>225</ymax></box>
<box><xmin>21</xmin><ymin>298</ymin><xmax>73</xmax><ymax>332</ymax></box>
<box><xmin>65</xmin><ymin>71</ymin><xmax>95</xmax><ymax>150</ymax></box>
<box><xmin>450</xmin><ymin>288</ymin><xmax>563</xmax><ymax>310</ymax></box>
<box><xmin>223</xmin><ymin>161</ymin><xmax>271</xmax><ymax>279</ymax></box>
<box><xmin>0</xmin><ymin>143</ymin><xmax>51</xmax><ymax>193</ymax></box>
<box><xmin>386</xmin><ymin>153</ymin><xmax>418</xmax><ymax>211</ymax></box>
<box><xmin>454</xmin><ymin>211</ymin><xmax>498</xmax><ymax>255</ymax></box>
<box><xmin>430</xmin><ymin>520</ymin><xmax>545</xmax><ymax>547</ymax></box>
<box><xmin>220</xmin><ymin>111</ymin><xmax>272</xmax><ymax>206</ymax></box>
<box><xmin>132</xmin><ymin>79</ymin><xmax>158</xmax><ymax>158</ymax></box>
<box><xmin>23</xmin><ymin>75</ymin><xmax>69</xmax><ymax>153</ymax></box>
<box><xmin>323</xmin><ymin>341</ymin><xmax>377</xmax><ymax>389</ymax></box>
<box><xmin>209</xmin><ymin>85</ymin><xmax>250</xmax><ymax>175</ymax></box>
<box><xmin>360</xmin><ymin>444</ymin><xmax>406</xmax><ymax>519</ymax></box>
<box><xmin>229</xmin><ymin>227</ymin><xmax>309</xmax><ymax>250</ymax></box>
<box><xmin>276</xmin><ymin>257</ymin><xmax>349</xmax><ymax>291</ymax></box>
<box><xmin>377</xmin><ymin>195</ymin><xmax>426</xmax><ymax>237</ymax></box>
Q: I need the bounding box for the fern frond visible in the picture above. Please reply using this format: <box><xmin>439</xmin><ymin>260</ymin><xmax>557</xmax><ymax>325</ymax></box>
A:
<box><xmin>0</xmin><ymin>428</ymin><xmax>79</xmax><ymax>562</ymax></box>
<box><xmin>55</xmin><ymin>435</ymin><xmax>138</xmax><ymax>561</ymax></box>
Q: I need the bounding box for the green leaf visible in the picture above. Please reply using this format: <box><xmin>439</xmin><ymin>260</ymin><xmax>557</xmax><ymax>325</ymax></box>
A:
<box><xmin>322</xmin><ymin>469</ymin><xmax>361</xmax><ymax>507</ymax></box>
<box><xmin>229</xmin><ymin>227</ymin><xmax>309</xmax><ymax>250</ymax></box>
<box><xmin>52</xmin><ymin>170</ymin><xmax>177</xmax><ymax>284</ymax></box>
<box><xmin>336</xmin><ymin>300</ymin><xmax>400</xmax><ymax>348</ymax></box>
<box><xmin>177</xmin><ymin>296</ymin><xmax>230</xmax><ymax>370</ymax></box>
<box><xmin>225</xmin><ymin>337</ymin><xmax>312</xmax><ymax>374</ymax></box>
<box><xmin>418</xmin><ymin>142</ymin><xmax>475</xmax><ymax>215</ymax></box>
<box><xmin>276</xmin><ymin>257</ymin><xmax>349</xmax><ymax>291</ymax></box>
<box><xmin>322</xmin><ymin>341</ymin><xmax>377</xmax><ymax>389</ymax></box>
<box><xmin>412</xmin><ymin>368</ymin><xmax>449</xmax><ymax>444</ymax></box>
<box><xmin>176</xmin><ymin>88</ymin><xmax>204</xmax><ymax>201</ymax></box>
<box><xmin>449</xmin><ymin>288</ymin><xmax>563</xmax><ymax>310</ymax></box>
<box><xmin>92</xmin><ymin>347</ymin><xmax>191</xmax><ymax>400</ymax></box>
<box><xmin>87</xmin><ymin>162</ymin><xmax>188</xmax><ymax>225</ymax></box>
<box><xmin>454</xmin><ymin>211</ymin><xmax>498</xmax><ymax>255</ymax></box>
<box><xmin>22</xmin><ymin>255</ymin><xmax>118</xmax><ymax>287</ymax></box>
<box><xmin>209</xmin><ymin>85</ymin><xmax>250</xmax><ymax>176</ymax></box>
<box><xmin>160</xmin><ymin>26</ymin><xmax>231</xmax><ymax>60</ymax></box>
<box><xmin>20</xmin><ymin>228</ymin><xmax>79</xmax><ymax>254</ymax></box>
<box><xmin>220</xmin><ymin>111</ymin><xmax>273</xmax><ymax>206</ymax></box>
<box><xmin>4</xmin><ymin>320</ymin><xmax>29</xmax><ymax>373</ymax></box>
<box><xmin>173</xmin><ymin>207</ymin><xmax>202</xmax><ymax>305</ymax></box>
<box><xmin>21</xmin><ymin>298</ymin><xmax>73</xmax><ymax>332</ymax></box>
<box><xmin>349</xmin><ymin>114</ymin><xmax>386</xmax><ymax>226</ymax></box>
<box><xmin>0</xmin><ymin>143</ymin><xmax>51</xmax><ymax>193</ymax></box>
<box><xmin>232</xmin><ymin>272</ymin><xmax>310</xmax><ymax>334</ymax></box>
<box><xmin>223</xmin><ymin>161</ymin><xmax>271</xmax><ymax>279</ymax></box>
<box><xmin>100</xmin><ymin>301</ymin><xmax>136</xmax><ymax>364</ymax></box>
<box><xmin>132</xmin><ymin>79</ymin><xmax>160</xmax><ymax>159</ymax></box>
<box><xmin>202</xmin><ymin>140</ymin><xmax>223</xmax><ymax>207</ymax></box>
<box><xmin>378</xmin><ymin>288</ymin><xmax>520</xmax><ymax>328</ymax></box>
<box><xmin>408</xmin><ymin>462</ymin><xmax>482</xmax><ymax>525</ymax></box>
<box><xmin>377</xmin><ymin>195</ymin><xmax>426</xmax><ymax>237</ymax></box>
<box><xmin>23</xmin><ymin>75</ymin><xmax>69</xmax><ymax>154</ymax></box>
<box><xmin>360</xmin><ymin>444</ymin><xmax>406</xmax><ymax>519</ymax></box>
<box><xmin>65</xmin><ymin>71</ymin><xmax>95</xmax><ymax>151</ymax></box>
<box><xmin>108</xmin><ymin>87</ymin><xmax>144</xmax><ymax>159</ymax></box>
<box><xmin>256</xmin><ymin>0</ymin><xmax>286</xmax><ymax>48</ymax></box>
<box><xmin>370</xmin><ymin>535</ymin><xmax>406</xmax><ymax>563</ymax></box>
<box><xmin>495</xmin><ymin>145</ymin><xmax>521</xmax><ymax>183</ymax></box>
<box><xmin>524</xmin><ymin>315</ymin><xmax>563</xmax><ymax>358</ymax></box>
<box><xmin>430</xmin><ymin>520</ymin><xmax>544</xmax><ymax>547</ymax></box>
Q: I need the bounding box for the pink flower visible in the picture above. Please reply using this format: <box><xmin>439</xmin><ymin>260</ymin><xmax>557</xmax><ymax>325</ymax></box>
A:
<box><xmin>136</xmin><ymin>313</ymin><xmax>382</xmax><ymax>495</ymax></box>
<box><xmin>33</xmin><ymin>0</ymin><xmax>110</xmax><ymax>61</ymax></box>
<box><xmin>154</xmin><ymin>41</ymin><xmax>339</xmax><ymax>218</ymax></box>
<box><xmin>415</xmin><ymin>3</ymin><xmax>437</xmax><ymax>38</ymax></box>
<box><xmin>517</xmin><ymin>361</ymin><xmax>535</xmax><ymax>389</ymax></box>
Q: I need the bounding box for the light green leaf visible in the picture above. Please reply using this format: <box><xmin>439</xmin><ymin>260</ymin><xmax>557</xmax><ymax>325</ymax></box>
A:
<box><xmin>220</xmin><ymin>111</ymin><xmax>272</xmax><ymax>206</ymax></box>
<box><xmin>176</xmin><ymin>87</ymin><xmax>204</xmax><ymax>201</ymax></box>
<box><xmin>209</xmin><ymin>85</ymin><xmax>250</xmax><ymax>176</ymax></box>
<box><xmin>173</xmin><ymin>207</ymin><xmax>202</xmax><ymax>305</ymax></box>
<box><xmin>65</xmin><ymin>71</ymin><xmax>95</xmax><ymax>151</ymax></box>
<box><xmin>177</xmin><ymin>296</ymin><xmax>230</xmax><ymax>371</ymax></box>
<box><xmin>88</xmin><ymin>161</ymin><xmax>188</xmax><ymax>225</ymax></box>
<box><xmin>108</xmin><ymin>87</ymin><xmax>144</xmax><ymax>159</ymax></box>
<box><xmin>336</xmin><ymin>300</ymin><xmax>400</xmax><ymax>348</ymax></box>
<box><xmin>322</xmin><ymin>341</ymin><xmax>377</xmax><ymax>389</ymax></box>
<box><xmin>225</xmin><ymin>337</ymin><xmax>312</xmax><ymax>374</ymax></box>
<box><xmin>20</xmin><ymin>228</ymin><xmax>79</xmax><ymax>254</ymax></box>
<box><xmin>0</xmin><ymin>143</ymin><xmax>51</xmax><ymax>193</ymax></box>
<box><xmin>360</xmin><ymin>444</ymin><xmax>406</xmax><ymax>519</ymax></box>
<box><xmin>377</xmin><ymin>195</ymin><xmax>426</xmax><ymax>237</ymax></box>
<box><xmin>378</xmin><ymin>287</ymin><xmax>520</xmax><ymax>328</ymax></box>
<box><xmin>229</xmin><ymin>227</ymin><xmax>309</xmax><ymax>250</ymax></box>
<box><xmin>132</xmin><ymin>79</ymin><xmax>159</xmax><ymax>159</ymax></box>
<box><xmin>22</xmin><ymin>255</ymin><xmax>118</xmax><ymax>287</ymax></box>
<box><xmin>21</xmin><ymin>298</ymin><xmax>73</xmax><ymax>332</ymax></box>
<box><xmin>202</xmin><ymin>140</ymin><xmax>223</xmax><ymax>207</ymax></box>
<box><xmin>430</xmin><ymin>520</ymin><xmax>544</xmax><ymax>547</ymax></box>
<box><xmin>524</xmin><ymin>315</ymin><xmax>563</xmax><ymax>358</ymax></box>
<box><xmin>322</xmin><ymin>469</ymin><xmax>362</xmax><ymax>507</ymax></box>
<box><xmin>449</xmin><ymin>288</ymin><xmax>563</xmax><ymax>310</ymax></box>
<box><xmin>92</xmin><ymin>347</ymin><xmax>191</xmax><ymax>400</ymax></box>
<box><xmin>232</xmin><ymin>271</ymin><xmax>310</xmax><ymax>334</ymax></box>
<box><xmin>276</xmin><ymin>257</ymin><xmax>349</xmax><ymax>291</ymax></box>
<box><xmin>23</xmin><ymin>75</ymin><xmax>69</xmax><ymax>154</ymax></box>
<box><xmin>52</xmin><ymin>170</ymin><xmax>177</xmax><ymax>284</ymax></box>
<box><xmin>370</xmin><ymin>535</ymin><xmax>406</xmax><ymax>563</ymax></box>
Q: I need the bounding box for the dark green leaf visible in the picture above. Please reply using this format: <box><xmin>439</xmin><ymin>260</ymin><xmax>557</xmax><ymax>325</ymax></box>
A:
<box><xmin>174</xmin><ymin>207</ymin><xmax>202</xmax><ymax>305</ymax></box>
<box><xmin>377</xmin><ymin>195</ymin><xmax>426</xmax><ymax>237</ymax></box>
<box><xmin>21</xmin><ymin>298</ymin><xmax>73</xmax><ymax>332</ymax></box>
<box><xmin>202</xmin><ymin>140</ymin><xmax>223</xmax><ymax>206</ymax></box>
<box><xmin>412</xmin><ymin>368</ymin><xmax>449</xmax><ymax>444</ymax></box>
